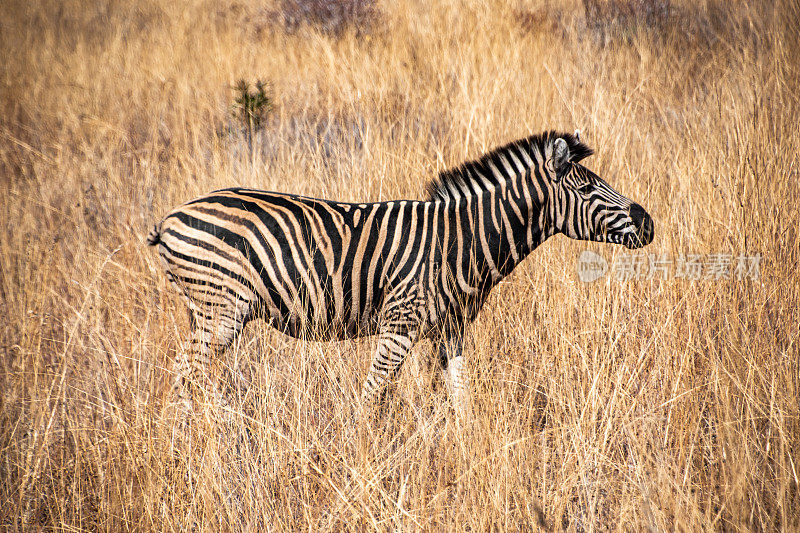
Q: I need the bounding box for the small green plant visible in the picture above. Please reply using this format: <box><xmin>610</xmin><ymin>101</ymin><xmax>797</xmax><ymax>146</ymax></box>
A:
<box><xmin>232</xmin><ymin>79</ymin><xmax>272</xmax><ymax>162</ymax></box>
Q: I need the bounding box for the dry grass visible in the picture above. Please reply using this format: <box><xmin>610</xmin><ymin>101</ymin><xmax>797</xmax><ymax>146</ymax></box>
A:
<box><xmin>1</xmin><ymin>0</ymin><xmax>799</xmax><ymax>530</ymax></box>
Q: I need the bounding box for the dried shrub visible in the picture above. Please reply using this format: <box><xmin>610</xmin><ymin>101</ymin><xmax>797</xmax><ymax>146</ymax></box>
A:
<box><xmin>513</xmin><ymin>5</ymin><xmax>563</xmax><ymax>37</ymax></box>
<box><xmin>267</xmin><ymin>0</ymin><xmax>379</xmax><ymax>37</ymax></box>
<box><xmin>582</xmin><ymin>0</ymin><xmax>671</xmax><ymax>38</ymax></box>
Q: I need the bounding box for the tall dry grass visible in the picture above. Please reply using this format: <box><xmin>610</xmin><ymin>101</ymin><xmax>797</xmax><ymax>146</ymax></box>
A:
<box><xmin>1</xmin><ymin>0</ymin><xmax>798</xmax><ymax>530</ymax></box>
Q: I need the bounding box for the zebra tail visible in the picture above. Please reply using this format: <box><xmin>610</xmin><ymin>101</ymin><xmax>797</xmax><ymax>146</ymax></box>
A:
<box><xmin>146</xmin><ymin>223</ymin><xmax>162</xmax><ymax>246</ymax></box>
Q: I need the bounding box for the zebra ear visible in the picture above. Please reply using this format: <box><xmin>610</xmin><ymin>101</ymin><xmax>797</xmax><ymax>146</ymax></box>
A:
<box><xmin>552</xmin><ymin>137</ymin><xmax>570</xmax><ymax>177</ymax></box>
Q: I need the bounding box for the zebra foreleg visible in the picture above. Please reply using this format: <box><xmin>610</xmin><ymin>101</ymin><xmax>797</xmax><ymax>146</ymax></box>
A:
<box><xmin>437</xmin><ymin>335</ymin><xmax>470</xmax><ymax>417</ymax></box>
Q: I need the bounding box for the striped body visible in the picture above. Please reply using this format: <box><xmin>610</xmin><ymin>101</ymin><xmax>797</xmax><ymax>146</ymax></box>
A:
<box><xmin>149</xmin><ymin>131</ymin><xmax>654</xmax><ymax>413</ymax></box>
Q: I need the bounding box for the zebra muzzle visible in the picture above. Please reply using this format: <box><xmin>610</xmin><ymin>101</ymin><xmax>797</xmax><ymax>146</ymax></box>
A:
<box><xmin>624</xmin><ymin>203</ymin><xmax>654</xmax><ymax>249</ymax></box>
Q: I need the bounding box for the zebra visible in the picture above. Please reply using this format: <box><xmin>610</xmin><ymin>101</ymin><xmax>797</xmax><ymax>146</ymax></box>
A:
<box><xmin>147</xmin><ymin>131</ymin><xmax>653</xmax><ymax>415</ymax></box>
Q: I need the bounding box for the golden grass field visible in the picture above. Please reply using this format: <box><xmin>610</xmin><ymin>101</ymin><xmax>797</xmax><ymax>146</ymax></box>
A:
<box><xmin>1</xmin><ymin>0</ymin><xmax>798</xmax><ymax>530</ymax></box>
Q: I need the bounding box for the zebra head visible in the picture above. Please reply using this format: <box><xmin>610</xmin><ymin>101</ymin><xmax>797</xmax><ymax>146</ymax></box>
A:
<box><xmin>546</xmin><ymin>135</ymin><xmax>654</xmax><ymax>249</ymax></box>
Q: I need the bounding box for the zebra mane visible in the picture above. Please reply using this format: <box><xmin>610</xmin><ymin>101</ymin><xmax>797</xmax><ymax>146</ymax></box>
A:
<box><xmin>426</xmin><ymin>131</ymin><xmax>594</xmax><ymax>201</ymax></box>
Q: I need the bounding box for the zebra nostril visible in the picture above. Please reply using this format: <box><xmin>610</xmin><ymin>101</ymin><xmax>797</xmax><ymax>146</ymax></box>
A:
<box><xmin>629</xmin><ymin>203</ymin><xmax>647</xmax><ymax>222</ymax></box>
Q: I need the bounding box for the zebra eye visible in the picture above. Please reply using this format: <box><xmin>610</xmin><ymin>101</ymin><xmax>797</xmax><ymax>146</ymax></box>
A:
<box><xmin>577</xmin><ymin>183</ymin><xmax>593</xmax><ymax>194</ymax></box>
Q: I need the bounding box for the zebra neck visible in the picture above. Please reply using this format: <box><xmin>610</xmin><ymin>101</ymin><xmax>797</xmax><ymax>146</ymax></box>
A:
<box><xmin>439</xmin><ymin>184</ymin><xmax>551</xmax><ymax>295</ymax></box>
<box><xmin>484</xmin><ymin>181</ymin><xmax>552</xmax><ymax>277</ymax></box>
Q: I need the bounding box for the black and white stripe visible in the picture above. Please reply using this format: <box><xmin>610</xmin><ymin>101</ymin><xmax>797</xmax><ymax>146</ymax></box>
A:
<box><xmin>148</xmin><ymin>131</ymin><xmax>653</xmax><ymax>413</ymax></box>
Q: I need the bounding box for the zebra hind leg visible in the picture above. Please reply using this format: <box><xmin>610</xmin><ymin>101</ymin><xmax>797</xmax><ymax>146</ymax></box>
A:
<box><xmin>360</xmin><ymin>327</ymin><xmax>417</xmax><ymax>417</ymax></box>
<box><xmin>173</xmin><ymin>301</ymin><xmax>250</xmax><ymax>413</ymax></box>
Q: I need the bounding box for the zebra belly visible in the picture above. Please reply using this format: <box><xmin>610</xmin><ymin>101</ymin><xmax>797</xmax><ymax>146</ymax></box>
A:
<box><xmin>157</xmin><ymin>227</ymin><xmax>383</xmax><ymax>341</ymax></box>
<box><xmin>253</xmin><ymin>278</ymin><xmax>385</xmax><ymax>341</ymax></box>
